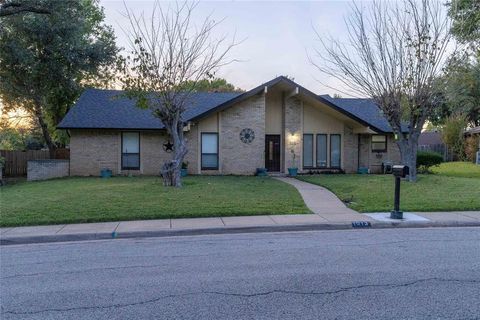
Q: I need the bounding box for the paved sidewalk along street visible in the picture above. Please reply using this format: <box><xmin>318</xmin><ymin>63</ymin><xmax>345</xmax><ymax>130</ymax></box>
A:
<box><xmin>2</xmin><ymin>179</ymin><xmax>479</xmax><ymax>245</ymax></box>
<box><xmin>2</xmin><ymin>211</ymin><xmax>480</xmax><ymax>245</ymax></box>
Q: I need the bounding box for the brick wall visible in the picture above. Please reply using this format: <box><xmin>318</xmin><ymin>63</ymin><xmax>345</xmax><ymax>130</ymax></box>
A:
<box><xmin>27</xmin><ymin>160</ymin><xmax>69</xmax><ymax>181</ymax></box>
<box><xmin>343</xmin><ymin>126</ymin><xmax>358</xmax><ymax>173</ymax></box>
<box><xmin>358</xmin><ymin>134</ymin><xmax>401</xmax><ymax>173</ymax></box>
<box><xmin>218</xmin><ymin>93</ymin><xmax>266</xmax><ymax>175</ymax></box>
<box><xmin>284</xmin><ymin>97</ymin><xmax>302</xmax><ymax>171</ymax></box>
<box><xmin>70</xmin><ymin>129</ymin><xmax>198</xmax><ymax>176</ymax></box>
<box><xmin>70</xmin><ymin>129</ymin><xmax>119</xmax><ymax>176</ymax></box>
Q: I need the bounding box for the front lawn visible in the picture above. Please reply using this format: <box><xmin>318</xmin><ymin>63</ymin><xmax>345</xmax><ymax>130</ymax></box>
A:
<box><xmin>0</xmin><ymin>176</ymin><xmax>309</xmax><ymax>227</ymax></box>
<box><xmin>431</xmin><ymin>161</ymin><xmax>480</xmax><ymax>179</ymax></box>
<box><xmin>297</xmin><ymin>173</ymin><xmax>480</xmax><ymax>212</ymax></box>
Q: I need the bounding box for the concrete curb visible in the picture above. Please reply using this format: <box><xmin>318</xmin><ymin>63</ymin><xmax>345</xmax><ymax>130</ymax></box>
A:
<box><xmin>2</xmin><ymin>220</ymin><xmax>480</xmax><ymax>246</ymax></box>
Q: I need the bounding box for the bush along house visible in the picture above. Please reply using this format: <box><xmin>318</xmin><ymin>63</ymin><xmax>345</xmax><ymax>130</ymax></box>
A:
<box><xmin>58</xmin><ymin>76</ymin><xmax>405</xmax><ymax>176</ymax></box>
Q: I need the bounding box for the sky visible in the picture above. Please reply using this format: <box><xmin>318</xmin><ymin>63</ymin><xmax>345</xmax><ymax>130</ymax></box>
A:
<box><xmin>100</xmin><ymin>0</ymin><xmax>357</xmax><ymax>96</ymax></box>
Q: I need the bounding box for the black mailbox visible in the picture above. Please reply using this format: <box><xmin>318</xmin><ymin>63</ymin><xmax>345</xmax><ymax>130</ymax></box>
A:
<box><xmin>392</xmin><ymin>165</ymin><xmax>409</xmax><ymax>178</ymax></box>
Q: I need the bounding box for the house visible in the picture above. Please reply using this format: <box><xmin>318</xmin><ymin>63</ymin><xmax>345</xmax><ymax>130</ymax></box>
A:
<box><xmin>418</xmin><ymin>130</ymin><xmax>447</xmax><ymax>160</ymax></box>
<box><xmin>57</xmin><ymin>76</ymin><xmax>403</xmax><ymax>176</ymax></box>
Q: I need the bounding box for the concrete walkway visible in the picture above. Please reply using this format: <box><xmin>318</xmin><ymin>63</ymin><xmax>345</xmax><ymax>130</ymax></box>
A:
<box><xmin>274</xmin><ymin>177</ymin><xmax>360</xmax><ymax>217</ymax></box>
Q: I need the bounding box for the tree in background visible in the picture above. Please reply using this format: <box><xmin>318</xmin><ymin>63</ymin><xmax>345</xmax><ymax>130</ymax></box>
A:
<box><xmin>0</xmin><ymin>0</ymin><xmax>117</xmax><ymax>157</ymax></box>
<box><xmin>118</xmin><ymin>1</ymin><xmax>236</xmax><ymax>187</ymax></box>
<box><xmin>448</xmin><ymin>0</ymin><xmax>480</xmax><ymax>52</ymax></box>
<box><xmin>441</xmin><ymin>115</ymin><xmax>467</xmax><ymax>161</ymax></box>
<box><xmin>179</xmin><ymin>78</ymin><xmax>243</xmax><ymax>93</ymax></box>
<box><xmin>441</xmin><ymin>55</ymin><xmax>480</xmax><ymax>127</ymax></box>
<box><xmin>0</xmin><ymin>0</ymin><xmax>50</xmax><ymax>17</ymax></box>
<box><xmin>311</xmin><ymin>0</ymin><xmax>451</xmax><ymax>182</ymax></box>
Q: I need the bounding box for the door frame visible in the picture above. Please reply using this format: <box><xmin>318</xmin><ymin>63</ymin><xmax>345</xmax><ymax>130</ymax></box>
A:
<box><xmin>265</xmin><ymin>134</ymin><xmax>281</xmax><ymax>172</ymax></box>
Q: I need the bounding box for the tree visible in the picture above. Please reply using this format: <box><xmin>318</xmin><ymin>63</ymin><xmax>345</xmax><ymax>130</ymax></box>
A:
<box><xmin>118</xmin><ymin>1</ymin><xmax>236</xmax><ymax>187</ymax></box>
<box><xmin>448</xmin><ymin>0</ymin><xmax>480</xmax><ymax>51</ymax></box>
<box><xmin>437</xmin><ymin>55</ymin><xmax>480</xmax><ymax>127</ymax></box>
<box><xmin>311</xmin><ymin>0</ymin><xmax>451</xmax><ymax>181</ymax></box>
<box><xmin>179</xmin><ymin>78</ymin><xmax>243</xmax><ymax>93</ymax></box>
<box><xmin>441</xmin><ymin>115</ymin><xmax>467</xmax><ymax>161</ymax></box>
<box><xmin>0</xmin><ymin>0</ymin><xmax>50</xmax><ymax>17</ymax></box>
<box><xmin>0</xmin><ymin>0</ymin><xmax>117</xmax><ymax>157</ymax></box>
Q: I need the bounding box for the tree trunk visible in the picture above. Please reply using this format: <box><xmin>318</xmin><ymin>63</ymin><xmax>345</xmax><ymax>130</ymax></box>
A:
<box><xmin>35</xmin><ymin>105</ymin><xmax>56</xmax><ymax>158</ymax></box>
<box><xmin>396</xmin><ymin>133</ymin><xmax>419</xmax><ymax>182</ymax></box>
<box><xmin>161</xmin><ymin>120</ymin><xmax>188</xmax><ymax>187</ymax></box>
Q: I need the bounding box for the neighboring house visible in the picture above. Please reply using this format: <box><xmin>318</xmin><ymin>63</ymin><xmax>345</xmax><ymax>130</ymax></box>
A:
<box><xmin>418</xmin><ymin>130</ymin><xmax>448</xmax><ymax>160</ymax></box>
<box><xmin>58</xmin><ymin>76</ymin><xmax>404</xmax><ymax>176</ymax></box>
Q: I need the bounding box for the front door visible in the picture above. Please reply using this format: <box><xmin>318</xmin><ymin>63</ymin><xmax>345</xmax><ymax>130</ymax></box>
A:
<box><xmin>265</xmin><ymin>135</ymin><xmax>281</xmax><ymax>172</ymax></box>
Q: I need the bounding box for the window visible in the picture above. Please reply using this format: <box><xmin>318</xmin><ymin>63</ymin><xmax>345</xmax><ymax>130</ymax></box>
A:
<box><xmin>316</xmin><ymin>134</ymin><xmax>327</xmax><ymax>167</ymax></box>
<box><xmin>122</xmin><ymin>132</ymin><xmax>140</xmax><ymax>170</ymax></box>
<box><xmin>330</xmin><ymin>134</ymin><xmax>341</xmax><ymax>168</ymax></box>
<box><xmin>201</xmin><ymin>133</ymin><xmax>218</xmax><ymax>169</ymax></box>
<box><xmin>303</xmin><ymin>134</ymin><xmax>313</xmax><ymax>168</ymax></box>
<box><xmin>371</xmin><ymin>135</ymin><xmax>387</xmax><ymax>152</ymax></box>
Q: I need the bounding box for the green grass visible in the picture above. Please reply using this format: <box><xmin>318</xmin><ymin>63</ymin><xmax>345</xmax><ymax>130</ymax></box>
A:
<box><xmin>431</xmin><ymin>161</ymin><xmax>480</xmax><ymax>179</ymax></box>
<box><xmin>0</xmin><ymin>176</ymin><xmax>309</xmax><ymax>227</ymax></box>
<box><xmin>297</xmin><ymin>173</ymin><xmax>480</xmax><ymax>213</ymax></box>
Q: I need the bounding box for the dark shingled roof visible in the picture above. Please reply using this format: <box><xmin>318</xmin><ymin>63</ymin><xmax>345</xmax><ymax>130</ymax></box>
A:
<box><xmin>320</xmin><ymin>95</ymin><xmax>408</xmax><ymax>133</ymax></box>
<box><xmin>58</xmin><ymin>77</ymin><xmax>407</xmax><ymax>133</ymax></box>
<box><xmin>57</xmin><ymin>89</ymin><xmax>242</xmax><ymax>130</ymax></box>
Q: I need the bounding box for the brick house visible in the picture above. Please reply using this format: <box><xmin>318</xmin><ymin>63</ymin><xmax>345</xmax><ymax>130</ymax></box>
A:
<box><xmin>58</xmin><ymin>76</ymin><xmax>403</xmax><ymax>176</ymax></box>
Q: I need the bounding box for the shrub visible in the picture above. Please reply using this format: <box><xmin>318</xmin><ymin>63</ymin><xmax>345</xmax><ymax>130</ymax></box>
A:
<box><xmin>465</xmin><ymin>135</ymin><xmax>480</xmax><ymax>162</ymax></box>
<box><xmin>417</xmin><ymin>151</ymin><xmax>443</xmax><ymax>173</ymax></box>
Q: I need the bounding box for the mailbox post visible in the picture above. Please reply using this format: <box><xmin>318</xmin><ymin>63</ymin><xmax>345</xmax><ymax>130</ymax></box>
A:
<box><xmin>391</xmin><ymin>165</ymin><xmax>409</xmax><ymax>219</ymax></box>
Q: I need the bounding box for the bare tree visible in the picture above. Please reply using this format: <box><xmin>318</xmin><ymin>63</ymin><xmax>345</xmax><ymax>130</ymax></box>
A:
<box><xmin>311</xmin><ymin>0</ymin><xmax>451</xmax><ymax>181</ymax></box>
<box><xmin>118</xmin><ymin>1</ymin><xmax>236</xmax><ymax>187</ymax></box>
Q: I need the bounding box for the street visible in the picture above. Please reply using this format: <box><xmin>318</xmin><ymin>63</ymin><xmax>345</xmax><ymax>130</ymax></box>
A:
<box><xmin>1</xmin><ymin>227</ymin><xmax>480</xmax><ymax>320</ymax></box>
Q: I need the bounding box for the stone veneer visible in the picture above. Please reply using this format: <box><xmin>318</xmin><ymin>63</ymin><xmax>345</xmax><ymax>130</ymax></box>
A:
<box><xmin>218</xmin><ymin>93</ymin><xmax>266</xmax><ymax>175</ymax></box>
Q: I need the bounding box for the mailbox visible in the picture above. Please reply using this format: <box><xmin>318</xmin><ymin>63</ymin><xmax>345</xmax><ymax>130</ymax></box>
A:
<box><xmin>392</xmin><ymin>165</ymin><xmax>409</xmax><ymax>178</ymax></box>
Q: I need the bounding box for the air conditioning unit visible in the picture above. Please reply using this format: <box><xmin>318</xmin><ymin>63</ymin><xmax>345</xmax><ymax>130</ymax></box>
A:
<box><xmin>476</xmin><ymin>151</ymin><xmax>480</xmax><ymax>165</ymax></box>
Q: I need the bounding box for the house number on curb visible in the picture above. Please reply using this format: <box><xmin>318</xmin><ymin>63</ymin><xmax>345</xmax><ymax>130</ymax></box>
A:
<box><xmin>352</xmin><ymin>221</ymin><xmax>371</xmax><ymax>228</ymax></box>
<box><xmin>240</xmin><ymin>128</ymin><xmax>255</xmax><ymax>144</ymax></box>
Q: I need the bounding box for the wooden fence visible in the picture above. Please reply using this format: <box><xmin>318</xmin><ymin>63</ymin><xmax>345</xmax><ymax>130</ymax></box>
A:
<box><xmin>0</xmin><ymin>149</ymin><xmax>70</xmax><ymax>177</ymax></box>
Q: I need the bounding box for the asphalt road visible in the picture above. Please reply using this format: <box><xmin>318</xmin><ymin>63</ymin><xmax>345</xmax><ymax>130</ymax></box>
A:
<box><xmin>1</xmin><ymin>227</ymin><xmax>480</xmax><ymax>320</ymax></box>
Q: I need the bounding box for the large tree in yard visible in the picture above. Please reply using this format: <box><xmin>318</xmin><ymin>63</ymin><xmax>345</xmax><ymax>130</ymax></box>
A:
<box><xmin>311</xmin><ymin>0</ymin><xmax>451</xmax><ymax>182</ymax></box>
<box><xmin>118</xmin><ymin>1</ymin><xmax>236</xmax><ymax>187</ymax></box>
<box><xmin>0</xmin><ymin>0</ymin><xmax>117</xmax><ymax>157</ymax></box>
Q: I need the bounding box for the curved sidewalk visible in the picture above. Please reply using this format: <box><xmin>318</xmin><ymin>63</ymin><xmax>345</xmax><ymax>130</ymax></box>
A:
<box><xmin>274</xmin><ymin>177</ymin><xmax>365</xmax><ymax>217</ymax></box>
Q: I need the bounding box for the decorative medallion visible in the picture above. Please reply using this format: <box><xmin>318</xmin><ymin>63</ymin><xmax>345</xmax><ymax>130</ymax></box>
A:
<box><xmin>239</xmin><ymin>128</ymin><xmax>255</xmax><ymax>144</ymax></box>
<box><xmin>163</xmin><ymin>141</ymin><xmax>174</xmax><ymax>153</ymax></box>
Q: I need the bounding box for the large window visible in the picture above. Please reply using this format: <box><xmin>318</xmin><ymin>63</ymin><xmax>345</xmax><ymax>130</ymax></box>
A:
<box><xmin>303</xmin><ymin>134</ymin><xmax>313</xmax><ymax>168</ymax></box>
<box><xmin>371</xmin><ymin>135</ymin><xmax>387</xmax><ymax>152</ymax></box>
<box><xmin>201</xmin><ymin>133</ymin><xmax>218</xmax><ymax>169</ymax></box>
<box><xmin>316</xmin><ymin>134</ymin><xmax>327</xmax><ymax>167</ymax></box>
<box><xmin>330</xmin><ymin>134</ymin><xmax>341</xmax><ymax>168</ymax></box>
<box><xmin>122</xmin><ymin>132</ymin><xmax>140</xmax><ymax>170</ymax></box>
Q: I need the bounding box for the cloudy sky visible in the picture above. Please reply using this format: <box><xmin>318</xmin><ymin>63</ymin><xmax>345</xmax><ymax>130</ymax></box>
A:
<box><xmin>100</xmin><ymin>0</ymin><xmax>357</xmax><ymax>95</ymax></box>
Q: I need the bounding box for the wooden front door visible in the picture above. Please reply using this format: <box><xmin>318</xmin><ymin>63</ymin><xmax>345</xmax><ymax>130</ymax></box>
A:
<box><xmin>265</xmin><ymin>135</ymin><xmax>281</xmax><ymax>172</ymax></box>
